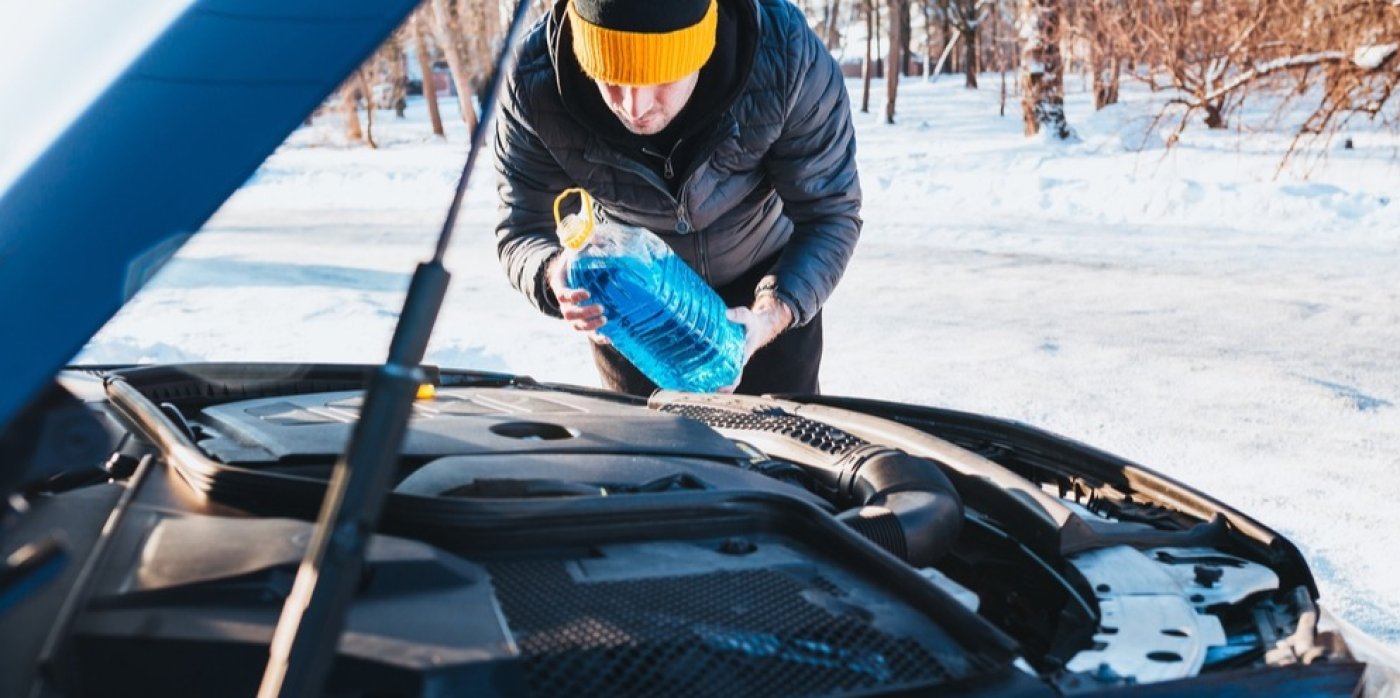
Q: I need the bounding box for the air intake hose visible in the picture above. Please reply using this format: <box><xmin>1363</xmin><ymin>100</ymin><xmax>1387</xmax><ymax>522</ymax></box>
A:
<box><xmin>824</xmin><ymin>445</ymin><xmax>963</xmax><ymax>567</ymax></box>
<box><xmin>650</xmin><ymin>397</ymin><xmax>963</xmax><ymax>567</ymax></box>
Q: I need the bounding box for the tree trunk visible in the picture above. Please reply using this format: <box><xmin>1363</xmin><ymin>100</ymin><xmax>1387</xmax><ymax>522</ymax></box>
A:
<box><xmin>861</xmin><ymin>0</ymin><xmax>874</xmax><ymax>112</ymax></box>
<box><xmin>357</xmin><ymin>69</ymin><xmax>378</xmax><ymax>149</ymax></box>
<box><xmin>1089</xmin><ymin>17</ymin><xmax>1120</xmax><ymax>110</ymax></box>
<box><xmin>940</xmin><ymin>13</ymin><xmax>953</xmax><ymax>74</ymax></box>
<box><xmin>429</xmin><ymin>0</ymin><xmax>478</xmax><ymax>132</ymax></box>
<box><xmin>963</xmin><ymin>23</ymin><xmax>978</xmax><ymax>88</ymax></box>
<box><xmin>900</xmin><ymin>0</ymin><xmax>912</xmax><ymax>77</ymax></box>
<box><xmin>1001</xmin><ymin>67</ymin><xmax>1008</xmax><ymax>116</ymax></box>
<box><xmin>482</xmin><ymin>0</ymin><xmax>501</xmax><ymax>73</ymax></box>
<box><xmin>874</xmin><ymin>3</ymin><xmax>882</xmax><ymax>78</ymax></box>
<box><xmin>996</xmin><ymin>8</ymin><xmax>1008</xmax><ymax>114</ymax></box>
<box><xmin>886</xmin><ymin>0</ymin><xmax>904</xmax><ymax>123</ymax></box>
<box><xmin>1019</xmin><ymin>0</ymin><xmax>1073</xmax><ymax>139</ymax></box>
<box><xmin>826</xmin><ymin>0</ymin><xmax>842</xmax><ymax>50</ymax></box>
<box><xmin>1092</xmin><ymin>54</ymin><xmax>1120</xmax><ymax>109</ymax></box>
<box><xmin>341</xmin><ymin>82</ymin><xmax>363</xmax><ymax>143</ymax></box>
<box><xmin>466</xmin><ymin>0</ymin><xmax>500</xmax><ymax>109</ymax></box>
<box><xmin>1204</xmin><ymin>101</ymin><xmax>1225</xmax><ymax>129</ymax></box>
<box><xmin>385</xmin><ymin>39</ymin><xmax>408</xmax><ymax>118</ymax></box>
<box><xmin>412</xmin><ymin>15</ymin><xmax>445</xmax><ymax>137</ymax></box>
<box><xmin>922</xmin><ymin>1</ymin><xmax>933</xmax><ymax>80</ymax></box>
<box><xmin>997</xmin><ymin>16</ymin><xmax>1007</xmax><ymax>116</ymax></box>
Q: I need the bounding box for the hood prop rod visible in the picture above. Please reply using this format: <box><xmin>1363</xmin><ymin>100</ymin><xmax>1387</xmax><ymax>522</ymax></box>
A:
<box><xmin>257</xmin><ymin>2</ymin><xmax>532</xmax><ymax>696</ymax></box>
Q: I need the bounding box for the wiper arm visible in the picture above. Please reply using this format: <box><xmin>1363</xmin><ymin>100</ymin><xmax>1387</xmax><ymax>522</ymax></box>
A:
<box><xmin>257</xmin><ymin>2</ymin><xmax>533</xmax><ymax>696</ymax></box>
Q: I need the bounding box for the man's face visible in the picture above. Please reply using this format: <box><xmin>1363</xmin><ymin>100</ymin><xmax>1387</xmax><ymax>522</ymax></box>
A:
<box><xmin>594</xmin><ymin>72</ymin><xmax>700</xmax><ymax>136</ymax></box>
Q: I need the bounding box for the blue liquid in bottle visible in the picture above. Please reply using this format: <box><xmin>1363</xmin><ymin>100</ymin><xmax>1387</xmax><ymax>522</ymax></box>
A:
<box><xmin>568</xmin><ymin>252</ymin><xmax>745</xmax><ymax>392</ymax></box>
<box><xmin>555</xmin><ymin>189</ymin><xmax>744</xmax><ymax>393</ymax></box>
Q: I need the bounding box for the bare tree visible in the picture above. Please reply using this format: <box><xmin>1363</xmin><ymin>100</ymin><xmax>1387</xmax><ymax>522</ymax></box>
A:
<box><xmin>899</xmin><ymin>0</ymin><xmax>914</xmax><ymax>77</ymax></box>
<box><xmin>944</xmin><ymin>0</ymin><xmax>990</xmax><ymax>88</ymax></box>
<box><xmin>356</xmin><ymin>67</ymin><xmax>379</xmax><ymax>149</ymax></box>
<box><xmin>1019</xmin><ymin>0</ymin><xmax>1073</xmax><ymax>139</ymax></box>
<box><xmin>986</xmin><ymin>0</ymin><xmax>1016</xmax><ymax>113</ymax></box>
<box><xmin>920</xmin><ymin>0</ymin><xmax>937</xmax><ymax>79</ymax></box>
<box><xmin>1279</xmin><ymin>1</ymin><xmax>1400</xmax><ymax>162</ymax></box>
<box><xmin>1056</xmin><ymin>0</ymin><xmax>1397</xmax><ymax>158</ymax></box>
<box><xmin>481</xmin><ymin>0</ymin><xmax>503</xmax><ymax>75</ymax></box>
<box><xmin>382</xmin><ymin>30</ymin><xmax>410</xmax><ymax>118</ymax></box>
<box><xmin>460</xmin><ymin>0</ymin><xmax>496</xmax><ymax>106</ymax></box>
<box><xmin>939</xmin><ymin>4</ymin><xmax>955</xmax><ymax>75</ymax></box>
<box><xmin>825</xmin><ymin>0</ymin><xmax>844</xmax><ymax>50</ymax></box>
<box><xmin>862</xmin><ymin>0</ymin><xmax>876</xmax><ymax>113</ymax></box>
<box><xmin>411</xmin><ymin>10</ymin><xmax>446</xmax><ymax>137</ymax></box>
<box><xmin>1114</xmin><ymin>0</ymin><xmax>1303</xmax><ymax>130</ymax></box>
<box><xmin>1096</xmin><ymin>0</ymin><xmax>1378</xmax><ymax>141</ymax></box>
<box><xmin>428</xmin><ymin>0</ymin><xmax>478</xmax><ymax>131</ymax></box>
<box><xmin>886</xmin><ymin>0</ymin><xmax>906</xmax><ymax>123</ymax></box>
<box><xmin>1074</xmin><ymin>0</ymin><xmax>1123</xmax><ymax>109</ymax></box>
<box><xmin>338</xmin><ymin>78</ymin><xmax>364</xmax><ymax>144</ymax></box>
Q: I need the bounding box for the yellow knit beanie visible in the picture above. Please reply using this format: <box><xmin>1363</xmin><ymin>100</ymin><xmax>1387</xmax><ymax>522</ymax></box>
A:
<box><xmin>568</xmin><ymin>0</ymin><xmax>718</xmax><ymax>86</ymax></box>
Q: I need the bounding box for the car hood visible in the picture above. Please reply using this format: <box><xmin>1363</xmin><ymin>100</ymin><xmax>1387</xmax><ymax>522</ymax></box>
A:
<box><xmin>0</xmin><ymin>0</ymin><xmax>421</xmax><ymax>430</ymax></box>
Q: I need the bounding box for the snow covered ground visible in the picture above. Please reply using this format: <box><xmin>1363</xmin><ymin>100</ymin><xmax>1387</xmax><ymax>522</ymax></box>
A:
<box><xmin>82</xmin><ymin>78</ymin><xmax>1400</xmax><ymax>650</ymax></box>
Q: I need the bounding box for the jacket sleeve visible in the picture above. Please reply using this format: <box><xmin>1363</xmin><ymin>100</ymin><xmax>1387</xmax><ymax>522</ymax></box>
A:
<box><xmin>761</xmin><ymin>15</ymin><xmax>862</xmax><ymax>328</ymax></box>
<box><xmin>495</xmin><ymin>76</ymin><xmax>574</xmax><ymax>318</ymax></box>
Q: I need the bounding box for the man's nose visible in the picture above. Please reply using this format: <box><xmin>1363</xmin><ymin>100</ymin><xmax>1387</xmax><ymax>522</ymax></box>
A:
<box><xmin>622</xmin><ymin>87</ymin><xmax>653</xmax><ymax>118</ymax></box>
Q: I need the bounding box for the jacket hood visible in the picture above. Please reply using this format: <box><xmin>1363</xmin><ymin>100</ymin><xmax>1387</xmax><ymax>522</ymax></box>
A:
<box><xmin>0</xmin><ymin>0</ymin><xmax>423</xmax><ymax>430</ymax></box>
<box><xmin>543</xmin><ymin>0</ymin><xmax>760</xmax><ymax>146</ymax></box>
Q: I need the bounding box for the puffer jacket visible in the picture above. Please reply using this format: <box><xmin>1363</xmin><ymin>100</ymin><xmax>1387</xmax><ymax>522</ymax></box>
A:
<box><xmin>494</xmin><ymin>0</ymin><xmax>861</xmax><ymax>328</ymax></box>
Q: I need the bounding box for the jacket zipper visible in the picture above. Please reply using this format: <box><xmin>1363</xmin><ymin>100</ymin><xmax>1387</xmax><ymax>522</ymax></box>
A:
<box><xmin>640</xmin><ymin>139</ymin><xmax>682</xmax><ymax>182</ymax></box>
<box><xmin>677</xmin><ymin>120</ymin><xmax>736</xmax><ymax>285</ymax></box>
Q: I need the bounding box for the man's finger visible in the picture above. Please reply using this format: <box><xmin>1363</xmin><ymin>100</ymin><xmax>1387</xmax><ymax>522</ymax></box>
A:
<box><xmin>562</xmin><ymin>304</ymin><xmax>603</xmax><ymax>322</ymax></box>
<box><xmin>557</xmin><ymin>288</ymin><xmax>591</xmax><ymax>304</ymax></box>
<box><xmin>572</xmin><ymin>316</ymin><xmax>605</xmax><ymax>332</ymax></box>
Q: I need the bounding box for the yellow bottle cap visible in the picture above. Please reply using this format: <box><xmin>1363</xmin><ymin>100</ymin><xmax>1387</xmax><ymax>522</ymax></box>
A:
<box><xmin>553</xmin><ymin>188</ymin><xmax>596</xmax><ymax>251</ymax></box>
<box><xmin>416</xmin><ymin>384</ymin><xmax>437</xmax><ymax>400</ymax></box>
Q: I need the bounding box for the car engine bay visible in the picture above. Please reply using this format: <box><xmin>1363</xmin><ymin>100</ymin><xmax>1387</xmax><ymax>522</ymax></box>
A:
<box><xmin>0</xmin><ymin>363</ymin><xmax>1366</xmax><ymax>697</ymax></box>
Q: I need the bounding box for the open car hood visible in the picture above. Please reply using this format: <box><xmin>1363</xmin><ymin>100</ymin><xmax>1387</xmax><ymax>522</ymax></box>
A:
<box><xmin>0</xmin><ymin>0</ymin><xmax>421</xmax><ymax>431</ymax></box>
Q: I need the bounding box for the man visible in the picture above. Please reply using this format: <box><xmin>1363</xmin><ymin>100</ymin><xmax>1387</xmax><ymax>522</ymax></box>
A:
<box><xmin>495</xmin><ymin>0</ymin><xmax>860</xmax><ymax>396</ymax></box>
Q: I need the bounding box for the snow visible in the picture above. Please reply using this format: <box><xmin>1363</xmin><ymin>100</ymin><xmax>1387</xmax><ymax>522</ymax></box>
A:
<box><xmin>81</xmin><ymin>79</ymin><xmax>1400</xmax><ymax>652</ymax></box>
<box><xmin>1355</xmin><ymin>43</ymin><xmax>1399</xmax><ymax>71</ymax></box>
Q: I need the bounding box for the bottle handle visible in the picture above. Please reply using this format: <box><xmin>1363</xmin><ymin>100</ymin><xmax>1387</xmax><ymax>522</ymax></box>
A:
<box><xmin>553</xmin><ymin>188</ymin><xmax>595</xmax><ymax>250</ymax></box>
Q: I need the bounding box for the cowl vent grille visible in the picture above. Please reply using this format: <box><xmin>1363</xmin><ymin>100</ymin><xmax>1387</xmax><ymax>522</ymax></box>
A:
<box><xmin>488</xmin><ymin>561</ymin><xmax>953</xmax><ymax>698</ymax></box>
<box><xmin>659</xmin><ymin>404</ymin><xmax>867</xmax><ymax>456</ymax></box>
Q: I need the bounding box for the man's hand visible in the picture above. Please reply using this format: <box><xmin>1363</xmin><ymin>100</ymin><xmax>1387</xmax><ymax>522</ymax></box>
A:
<box><xmin>730</xmin><ymin>294</ymin><xmax>795</xmax><ymax>360</ymax></box>
<box><xmin>721</xmin><ymin>295</ymin><xmax>794</xmax><ymax>392</ymax></box>
<box><xmin>547</xmin><ymin>254</ymin><xmax>610</xmax><ymax>345</ymax></box>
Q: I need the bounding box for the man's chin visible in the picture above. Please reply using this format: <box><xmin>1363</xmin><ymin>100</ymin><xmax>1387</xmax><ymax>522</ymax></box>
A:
<box><xmin>620</xmin><ymin>116</ymin><xmax>668</xmax><ymax>136</ymax></box>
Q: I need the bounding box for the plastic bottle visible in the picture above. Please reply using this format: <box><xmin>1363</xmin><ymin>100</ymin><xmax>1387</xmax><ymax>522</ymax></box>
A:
<box><xmin>554</xmin><ymin>188</ymin><xmax>745</xmax><ymax>393</ymax></box>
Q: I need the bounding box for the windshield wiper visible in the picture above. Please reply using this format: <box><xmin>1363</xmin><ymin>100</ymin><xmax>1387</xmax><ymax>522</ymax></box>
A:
<box><xmin>257</xmin><ymin>2</ymin><xmax>533</xmax><ymax>695</ymax></box>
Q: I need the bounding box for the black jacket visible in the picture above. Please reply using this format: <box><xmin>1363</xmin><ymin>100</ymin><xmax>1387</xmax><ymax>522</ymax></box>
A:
<box><xmin>494</xmin><ymin>0</ymin><xmax>861</xmax><ymax>328</ymax></box>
